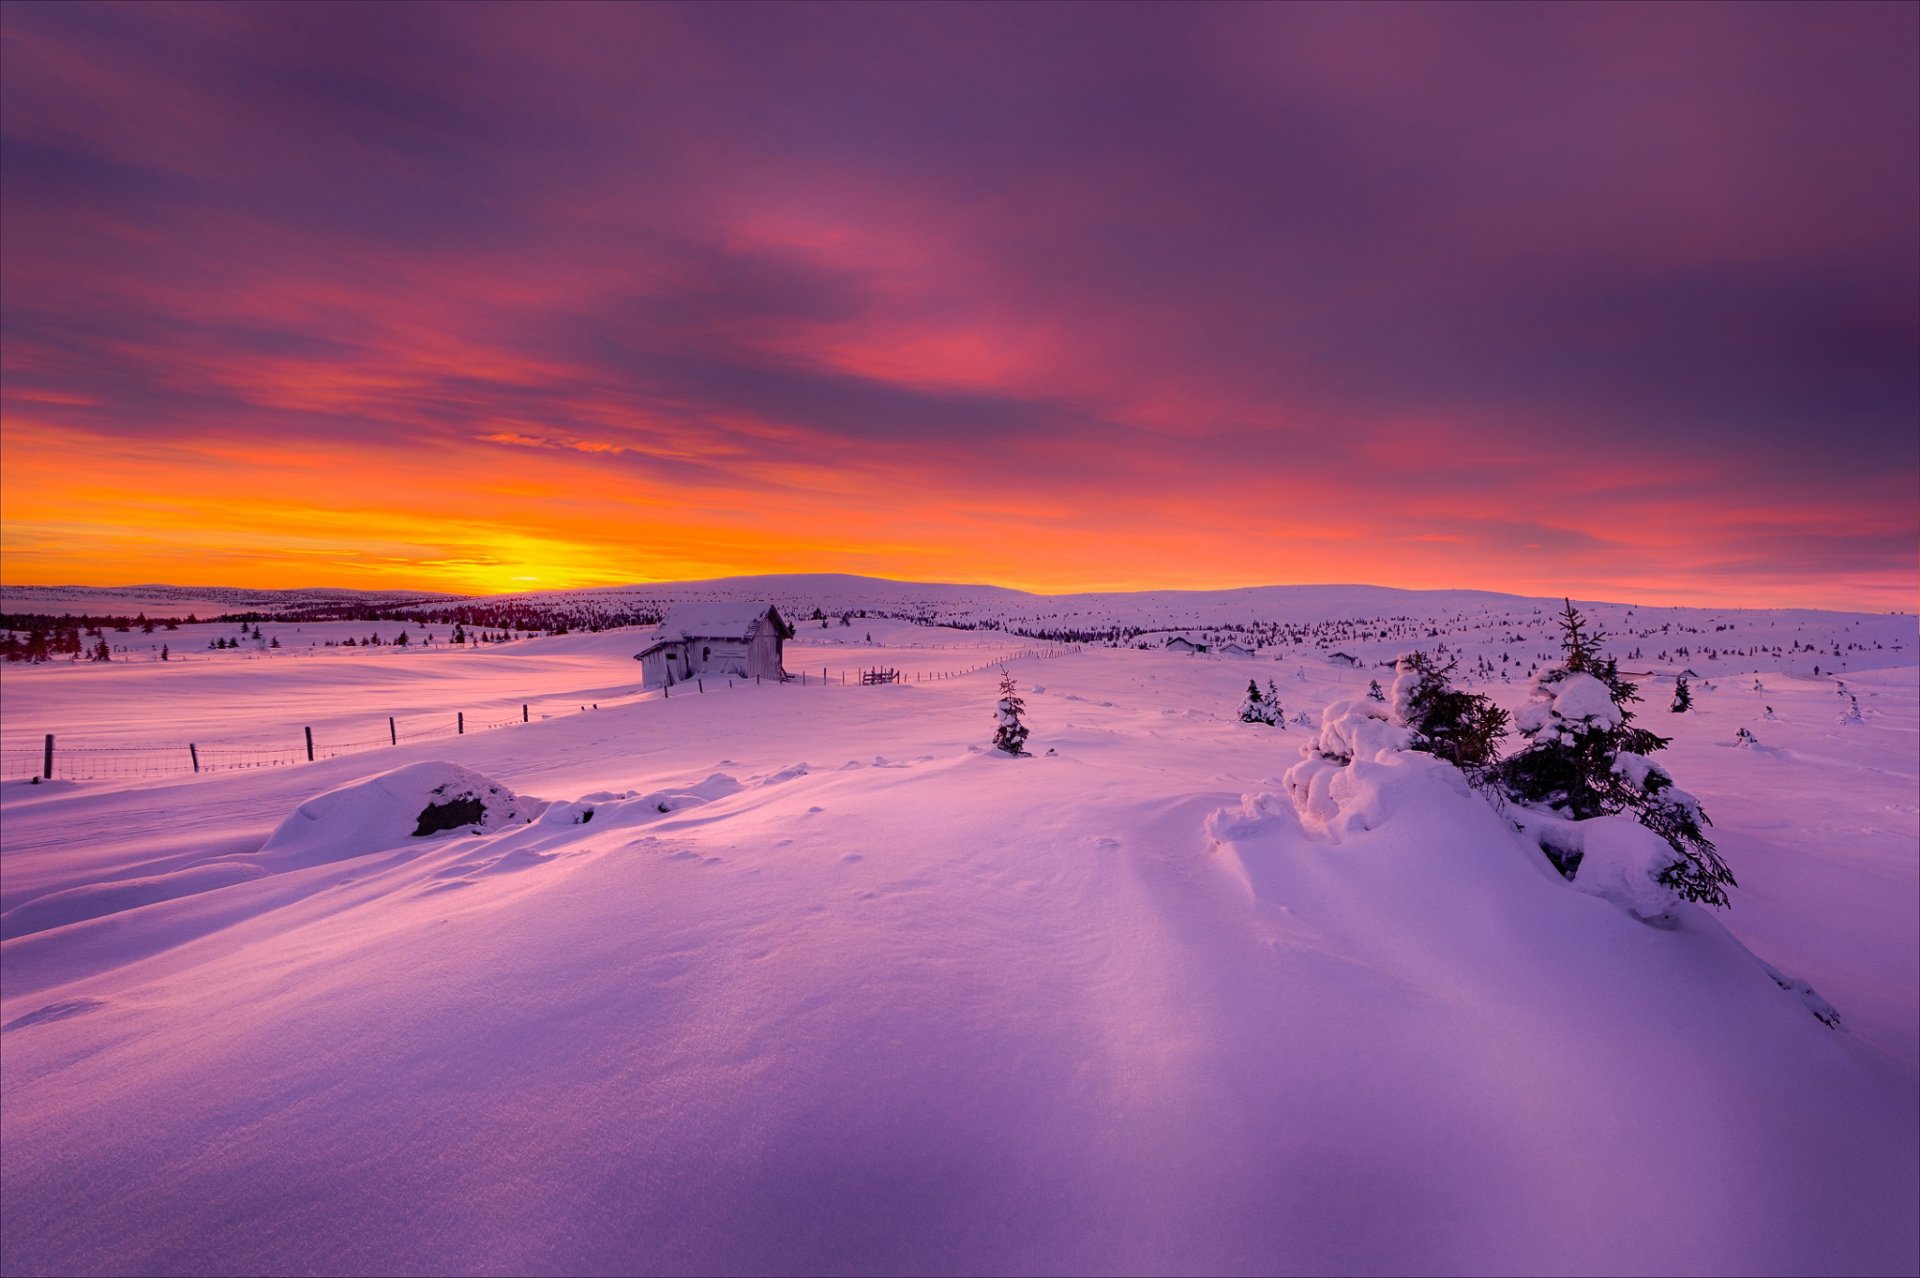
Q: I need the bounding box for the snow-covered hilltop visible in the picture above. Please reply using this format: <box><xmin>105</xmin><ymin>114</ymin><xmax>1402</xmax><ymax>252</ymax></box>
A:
<box><xmin>1</xmin><ymin>580</ymin><xmax>1915</xmax><ymax>1275</ymax></box>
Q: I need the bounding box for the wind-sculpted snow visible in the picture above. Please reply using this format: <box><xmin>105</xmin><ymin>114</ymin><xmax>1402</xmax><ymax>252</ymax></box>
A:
<box><xmin>0</xmin><ymin>617</ymin><xmax>1914</xmax><ymax>1275</ymax></box>
<box><xmin>0</xmin><ymin>861</ymin><xmax>271</xmax><ymax>938</ymax></box>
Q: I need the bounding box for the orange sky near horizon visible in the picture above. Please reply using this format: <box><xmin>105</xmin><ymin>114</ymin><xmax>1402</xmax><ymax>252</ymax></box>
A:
<box><xmin>4</xmin><ymin>411</ymin><xmax>1911</xmax><ymax>611</ymax></box>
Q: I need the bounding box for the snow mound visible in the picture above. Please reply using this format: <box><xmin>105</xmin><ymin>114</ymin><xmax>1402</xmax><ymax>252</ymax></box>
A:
<box><xmin>259</xmin><ymin>762</ymin><xmax>533</xmax><ymax>867</ymax></box>
<box><xmin>639</xmin><ymin>772</ymin><xmax>744</xmax><ymax>813</ymax></box>
<box><xmin>1565</xmin><ymin>815</ymin><xmax>1685</xmax><ymax>919</ymax></box>
<box><xmin>1282</xmin><ymin>698</ymin><xmax>1464</xmax><ymax>838</ymax></box>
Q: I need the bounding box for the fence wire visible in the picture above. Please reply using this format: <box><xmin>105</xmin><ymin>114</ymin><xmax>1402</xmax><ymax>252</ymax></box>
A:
<box><xmin>6</xmin><ymin>646</ymin><xmax>1075</xmax><ymax>784</ymax></box>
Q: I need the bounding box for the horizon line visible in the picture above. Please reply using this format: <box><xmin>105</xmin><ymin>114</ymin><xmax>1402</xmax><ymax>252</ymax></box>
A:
<box><xmin>1</xmin><ymin>572</ymin><xmax>1912</xmax><ymax>618</ymax></box>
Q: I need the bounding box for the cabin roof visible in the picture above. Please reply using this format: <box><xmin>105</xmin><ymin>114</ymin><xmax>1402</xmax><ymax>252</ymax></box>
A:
<box><xmin>636</xmin><ymin>603</ymin><xmax>793</xmax><ymax>658</ymax></box>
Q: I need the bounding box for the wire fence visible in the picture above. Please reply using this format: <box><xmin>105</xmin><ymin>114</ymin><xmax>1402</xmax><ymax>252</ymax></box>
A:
<box><xmin>2</xmin><ymin>645</ymin><xmax>1076</xmax><ymax>784</ymax></box>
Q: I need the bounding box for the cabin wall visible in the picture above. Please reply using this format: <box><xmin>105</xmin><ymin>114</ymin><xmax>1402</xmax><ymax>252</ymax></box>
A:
<box><xmin>745</xmin><ymin>628</ymin><xmax>785</xmax><ymax>679</ymax></box>
<box><xmin>695</xmin><ymin>638</ymin><xmax>750</xmax><ymax>677</ymax></box>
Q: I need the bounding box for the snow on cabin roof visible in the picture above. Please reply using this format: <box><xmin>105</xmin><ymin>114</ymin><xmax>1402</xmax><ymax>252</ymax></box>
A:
<box><xmin>636</xmin><ymin>603</ymin><xmax>792</xmax><ymax>657</ymax></box>
<box><xmin>657</xmin><ymin>603</ymin><xmax>788</xmax><ymax>638</ymax></box>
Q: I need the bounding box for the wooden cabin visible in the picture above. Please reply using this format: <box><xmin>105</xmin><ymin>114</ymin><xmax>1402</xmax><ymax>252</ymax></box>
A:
<box><xmin>1164</xmin><ymin>636</ymin><xmax>1207</xmax><ymax>654</ymax></box>
<box><xmin>1218</xmin><ymin>642</ymin><xmax>1254</xmax><ymax>658</ymax></box>
<box><xmin>636</xmin><ymin>604</ymin><xmax>793</xmax><ymax>689</ymax></box>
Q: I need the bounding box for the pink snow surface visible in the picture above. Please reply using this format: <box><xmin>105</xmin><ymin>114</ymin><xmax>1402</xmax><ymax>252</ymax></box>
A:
<box><xmin>1</xmin><ymin>610</ymin><xmax>1915</xmax><ymax>1276</ymax></box>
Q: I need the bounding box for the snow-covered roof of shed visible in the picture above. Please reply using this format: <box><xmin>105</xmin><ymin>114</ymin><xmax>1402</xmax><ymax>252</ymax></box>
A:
<box><xmin>646</xmin><ymin>603</ymin><xmax>791</xmax><ymax>644</ymax></box>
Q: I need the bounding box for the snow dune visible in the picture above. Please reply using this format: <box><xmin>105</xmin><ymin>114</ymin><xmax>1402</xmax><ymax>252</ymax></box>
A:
<box><xmin>1</xmin><ymin>612</ymin><xmax>1914</xmax><ymax>1275</ymax></box>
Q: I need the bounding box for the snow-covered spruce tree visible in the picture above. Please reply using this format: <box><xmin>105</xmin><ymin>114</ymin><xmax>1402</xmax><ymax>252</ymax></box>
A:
<box><xmin>1239</xmin><ymin>679</ymin><xmax>1278</xmax><ymax>725</ymax></box>
<box><xmin>1496</xmin><ymin>600</ymin><xmax>1735</xmax><ymax>907</ymax></box>
<box><xmin>1266</xmin><ymin>680</ymin><xmax>1284</xmax><ymax>727</ymax></box>
<box><xmin>993</xmin><ymin>671</ymin><xmax>1030</xmax><ymax>756</ymax></box>
<box><xmin>1389</xmin><ymin>651</ymin><xmax>1508</xmax><ymax>775</ymax></box>
<box><xmin>1366</xmin><ymin>679</ymin><xmax>1386</xmax><ymax>702</ymax></box>
<box><xmin>1670</xmin><ymin>675</ymin><xmax>1692</xmax><ymax>713</ymax></box>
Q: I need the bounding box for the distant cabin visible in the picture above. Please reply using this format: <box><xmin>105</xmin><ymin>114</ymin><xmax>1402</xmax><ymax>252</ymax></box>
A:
<box><xmin>1327</xmin><ymin>651</ymin><xmax>1362</xmax><ymax>667</ymax></box>
<box><xmin>636</xmin><ymin>604</ymin><xmax>793</xmax><ymax>688</ymax></box>
<box><xmin>1217</xmin><ymin>642</ymin><xmax>1254</xmax><ymax>658</ymax></box>
<box><xmin>1164</xmin><ymin>636</ymin><xmax>1207</xmax><ymax>654</ymax></box>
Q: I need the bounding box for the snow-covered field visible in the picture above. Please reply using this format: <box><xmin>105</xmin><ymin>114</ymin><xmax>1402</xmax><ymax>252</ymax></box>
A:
<box><xmin>2</xmin><ymin>583</ymin><xmax>1915</xmax><ymax>1275</ymax></box>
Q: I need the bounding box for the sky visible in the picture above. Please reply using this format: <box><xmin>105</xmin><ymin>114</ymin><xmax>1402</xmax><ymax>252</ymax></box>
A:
<box><xmin>1</xmin><ymin>2</ymin><xmax>1916</xmax><ymax>610</ymax></box>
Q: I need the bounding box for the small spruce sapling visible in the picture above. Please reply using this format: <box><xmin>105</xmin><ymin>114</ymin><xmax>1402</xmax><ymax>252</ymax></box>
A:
<box><xmin>1266</xmin><ymin>680</ymin><xmax>1284</xmax><ymax>727</ymax></box>
<box><xmin>993</xmin><ymin>671</ymin><xmax>1030</xmax><ymax>756</ymax></box>
<box><xmin>1497</xmin><ymin>600</ymin><xmax>1735</xmax><ymax>907</ymax></box>
<box><xmin>1670</xmin><ymin>676</ymin><xmax>1692</xmax><ymax>713</ymax></box>
<box><xmin>1366</xmin><ymin>679</ymin><xmax>1386</xmax><ymax>702</ymax></box>
<box><xmin>1239</xmin><ymin>679</ymin><xmax>1278</xmax><ymax>725</ymax></box>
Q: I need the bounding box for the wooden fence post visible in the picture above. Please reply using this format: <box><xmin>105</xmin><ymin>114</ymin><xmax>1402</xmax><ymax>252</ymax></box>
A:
<box><xmin>190</xmin><ymin>743</ymin><xmax>200</xmax><ymax>774</ymax></box>
<box><xmin>304</xmin><ymin>726</ymin><xmax>314</xmax><ymax>762</ymax></box>
<box><xmin>457</xmin><ymin>712</ymin><xmax>465</xmax><ymax>735</ymax></box>
<box><xmin>43</xmin><ymin>733</ymin><xmax>54</xmax><ymax>780</ymax></box>
<box><xmin>522</xmin><ymin>704</ymin><xmax>529</xmax><ymax>722</ymax></box>
<box><xmin>389</xmin><ymin>716</ymin><xmax>397</xmax><ymax>745</ymax></box>
<box><xmin>697</xmin><ymin>678</ymin><xmax>704</xmax><ymax>693</ymax></box>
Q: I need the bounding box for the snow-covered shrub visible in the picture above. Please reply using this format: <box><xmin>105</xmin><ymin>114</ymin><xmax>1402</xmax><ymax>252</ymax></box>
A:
<box><xmin>1735</xmin><ymin>727</ymin><xmax>1759</xmax><ymax>748</ymax></box>
<box><xmin>1838</xmin><ymin>696</ymin><xmax>1863</xmax><ymax>725</ymax></box>
<box><xmin>1495</xmin><ymin>601</ymin><xmax>1734</xmax><ymax>908</ymax></box>
<box><xmin>1238</xmin><ymin>679</ymin><xmax>1278</xmax><ymax>725</ymax></box>
<box><xmin>1366</xmin><ymin>679</ymin><xmax>1386</xmax><ymax>702</ymax></box>
<box><xmin>1389</xmin><ymin>651</ymin><xmax>1507</xmax><ymax>775</ymax></box>
<box><xmin>1283</xmin><ymin>697</ymin><xmax>1463</xmax><ymax>836</ymax></box>
<box><xmin>993</xmin><ymin>671</ymin><xmax>1030</xmax><ymax>756</ymax></box>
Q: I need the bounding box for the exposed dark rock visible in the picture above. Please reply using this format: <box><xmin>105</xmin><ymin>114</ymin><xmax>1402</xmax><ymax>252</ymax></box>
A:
<box><xmin>413</xmin><ymin>793</ymin><xmax>487</xmax><ymax>837</ymax></box>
